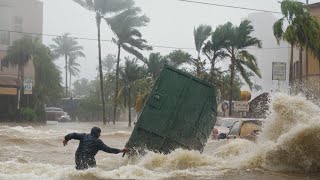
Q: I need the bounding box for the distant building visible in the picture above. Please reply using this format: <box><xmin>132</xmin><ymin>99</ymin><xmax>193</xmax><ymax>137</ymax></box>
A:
<box><xmin>245</xmin><ymin>12</ymin><xmax>289</xmax><ymax>96</ymax></box>
<box><xmin>0</xmin><ymin>0</ymin><xmax>43</xmax><ymax>119</ymax></box>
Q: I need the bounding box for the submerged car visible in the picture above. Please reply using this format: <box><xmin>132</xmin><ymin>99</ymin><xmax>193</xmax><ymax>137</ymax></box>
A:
<box><xmin>225</xmin><ymin>119</ymin><xmax>264</xmax><ymax>141</ymax></box>
<box><xmin>212</xmin><ymin>117</ymin><xmax>238</xmax><ymax>140</ymax></box>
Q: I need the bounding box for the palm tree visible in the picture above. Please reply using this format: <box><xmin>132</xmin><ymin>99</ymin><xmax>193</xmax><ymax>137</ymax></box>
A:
<box><xmin>102</xmin><ymin>54</ymin><xmax>116</xmax><ymax>75</ymax></box>
<box><xmin>106</xmin><ymin>7</ymin><xmax>152</xmax><ymax>124</ymax></box>
<box><xmin>68</xmin><ymin>56</ymin><xmax>81</xmax><ymax>94</ymax></box>
<box><xmin>143</xmin><ymin>52</ymin><xmax>168</xmax><ymax>80</ymax></box>
<box><xmin>166</xmin><ymin>50</ymin><xmax>192</xmax><ymax>68</ymax></box>
<box><xmin>73</xmin><ymin>0</ymin><xmax>134</xmax><ymax>124</ymax></box>
<box><xmin>119</xmin><ymin>57</ymin><xmax>144</xmax><ymax>127</ymax></box>
<box><xmin>295</xmin><ymin>12</ymin><xmax>320</xmax><ymax>82</ymax></box>
<box><xmin>32</xmin><ymin>42</ymin><xmax>64</xmax><ymax>116</ymax></box>
<box><xmin>221</xmin><ymin>20</ymin><xmax>262</xmax><ymax>116</ymax></box>
<box><xmin>273</xmin><ymin>0</ymin><xmax>308</xmax><ymax>84</ymax></box>
<box><xmin>50</xmin><ymin>33</ymin><xmax>84</xmax><ymax>95</ymax></box>
<box><xmin>202</xmin><ymin>26</ymin><xmax>228</xmax><ymax>84</ymax></box>
<box><xmin>2</xmin><ymin>36</ymin><xmax>36</xmax><ymax>109</ymax></box>
<box><xmin>193</xmin><ymin>25</ymin><xmax>212</xmax><ymax>77</ymax></box>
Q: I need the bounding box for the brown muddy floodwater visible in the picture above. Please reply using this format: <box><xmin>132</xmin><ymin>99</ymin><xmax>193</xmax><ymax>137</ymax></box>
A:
<box><xmin>1</xmin><ymin>93</ymin><xmax>320</xmax><ymax>180</ymax></box>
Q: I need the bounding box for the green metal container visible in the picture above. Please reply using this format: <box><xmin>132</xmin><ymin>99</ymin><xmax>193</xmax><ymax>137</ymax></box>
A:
<box><xmin>126</xmin><ymin>65</ymin><xmax>217</xmax><ymax>154</ymax></box>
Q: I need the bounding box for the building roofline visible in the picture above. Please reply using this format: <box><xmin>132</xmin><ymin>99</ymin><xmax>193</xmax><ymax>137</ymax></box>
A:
<box><xmin>309</xmin><ymin>2</ymin><xmax>320</xmax><ymax>8</ymax></box>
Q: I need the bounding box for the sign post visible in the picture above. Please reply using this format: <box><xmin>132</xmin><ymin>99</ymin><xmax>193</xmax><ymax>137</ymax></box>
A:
<box><xmin>233</xmin><ymin>101</ymin><xmax>249</xmax><ymax>118</ymax></box>
<box><xmin>233</xmin><ymin>101</ymin><xmax>249</xmax><ymax>112</ymax></box>
<box><xmin>24</xmin><ymin>77</ymin><xmax>33</xmax><ymax>95</ymax></box>
<box><xmin>272</xmin><ymin>62</ymin><xmax>286</xmax><ymax>91</ymax></box>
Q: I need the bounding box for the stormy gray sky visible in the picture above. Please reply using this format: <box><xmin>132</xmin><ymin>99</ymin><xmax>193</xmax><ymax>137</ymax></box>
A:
<box><xmin>41</xmin><ymin>0</ymin><xmax>320</xmax><ymax>92</ymax></box>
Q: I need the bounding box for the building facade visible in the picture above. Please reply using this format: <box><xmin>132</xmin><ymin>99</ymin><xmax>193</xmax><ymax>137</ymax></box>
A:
<box><xmin>290</xmin><ymin>3</ymin><xmax>320</xmax><ymax>97</ymax></box>
<box><xmin>0</xmin><ymin>0</ymin><xmax>43</xmax><ymax>119</ymax></box>
<box><xmin>245</xmin><ymin>12</ymin><xmax>289</xmax><ymax>95</ymax></box>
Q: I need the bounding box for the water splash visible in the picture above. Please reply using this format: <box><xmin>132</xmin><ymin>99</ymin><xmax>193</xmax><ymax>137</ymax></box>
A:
<box><xmin>1</xmin><ymin>93</ymin><xmax>320</xmax><ymax>179</ymax></box>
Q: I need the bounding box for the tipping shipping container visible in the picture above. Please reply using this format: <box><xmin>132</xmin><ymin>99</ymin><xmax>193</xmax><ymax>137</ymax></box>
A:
<box><xmin>125</xmin><ymin>65</ymin><xmax>217</xmax><ymax>154</ymax></box>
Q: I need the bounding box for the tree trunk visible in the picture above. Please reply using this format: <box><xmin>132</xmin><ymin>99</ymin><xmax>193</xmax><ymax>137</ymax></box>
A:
<box><xmin>228</xmin><ymin>57</ymin><xmax>235</xmax><ymax>117</ymax></box>
<box><xmin>306</xmin><ymin>46</ymin><xmax>309</xmax><ymax>80</ymax></box>
<box><xmin>113</xmin><ymin>44</ymin><xmax>121</xmax><ymax>124</ymax></box>
<box><xmin>306</xmin><ymin>0</ymin><xmax>309</xmax><ymax>79</ymax></box>
<box><xmin>289</xmin><ymin>44</ymin><xmax>294</xmax><ymax>87</ymax></box>
<box><xmin>128</xmin><ymin>85</ymin><xmax>132</xmax><ymax>127</ymax></box>
<box><xmin>299</xmin><ymin>46</ymin><xmax>303</xmax><ymax>83</ymax></box>
<box><xmin>17</xmin><ymin>64</ymin><xmax>22</xmax><ymax>110</ymax></box>
<box><xmin>210</xmin><ymin>58</ymin><xmax>214</xmax><ymax>84</ymax></box>
<box><xmin>96</xmin><ymin>13</ymin><xmax>106</xmax><ymax>125</ymax></box>
<box><xmin>196</xmin><ymin>53</ymin><xmax>201</xmax><ymax>77</ymax></box>
<box><xmin>65</xmin><ymin>54</ymin><xmax>68</xmax><ymax>95</ymax></box>
<box><xmin>21</xmin><ymin>65</ymin><xmax>25</xmax><ymax>107</ymax></box>
<box><xmin>69</xmin><ymin>70</ymin><xmax>72</xmax><ymax>95</ymax></box>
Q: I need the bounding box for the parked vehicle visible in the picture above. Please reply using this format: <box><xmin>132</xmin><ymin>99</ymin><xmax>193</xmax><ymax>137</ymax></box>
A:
<box><xmin>45</xmin><ymin>107</ymin><xmax>71</xmax><ymax>122</ymax></box>
<box><xmin>212</xmin><ymin>117</ymin><xmax>238</xmax><ymax>140</ymax></box>
<box><xmin>226</xmin><ymin>119</ymin><xmax>264</xmax><ymax>141</ymax></box>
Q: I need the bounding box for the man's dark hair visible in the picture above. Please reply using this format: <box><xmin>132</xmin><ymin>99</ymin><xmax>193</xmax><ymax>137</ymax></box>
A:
<box><xmin>90</xmin><ymin>127</ymin><xmax>101</xmax><ymax>138</ymax></box>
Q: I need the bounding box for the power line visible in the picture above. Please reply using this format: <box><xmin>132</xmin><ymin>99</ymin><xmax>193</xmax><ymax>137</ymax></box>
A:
<box><xmin>0</xmin><ymin>29</ymin><xmax>113</xmax><ymax>42</ymax></box>
<box><xmin>176</xmin><ymin>0</ymin><xmax>282</xmax><ymax>14</ymax></box>
<box><xmin>0</xmin><ymin>29</ymin><xmax>289</xmax><ymax>51</ymax></box>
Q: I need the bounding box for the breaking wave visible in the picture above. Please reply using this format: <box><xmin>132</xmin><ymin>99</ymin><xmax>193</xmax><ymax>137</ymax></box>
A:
<box><xmin>1</xmin><ymin>93</ymin><xmax>320</xmax><ymax>179</ymax></box>
<box><xmin>209</xmin><ymin>93</ymin><xmax>320</xmax><ymax>173</ymax></box>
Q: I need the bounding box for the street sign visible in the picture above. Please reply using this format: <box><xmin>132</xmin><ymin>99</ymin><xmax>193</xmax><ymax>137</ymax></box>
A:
<box><xmin>24</xmin><ymin>77</ymin><xmax>33</xmax><ymax>94</ymax></box>
<box><xmin>233</xmin><ymin>101</ymin><xmax>249</xmax><ymax>112</ymax></box>
<box><xmin>272</xmin><ymin>62</ymin><xmax>286</xmax><ymax>81</ymax></box>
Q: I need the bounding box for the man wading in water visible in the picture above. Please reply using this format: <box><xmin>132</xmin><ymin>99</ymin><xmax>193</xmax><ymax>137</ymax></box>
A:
<box><xmin>63</xmin><ymin>127</ymin><xmax>129</xmax><ymax>170</ymax></box>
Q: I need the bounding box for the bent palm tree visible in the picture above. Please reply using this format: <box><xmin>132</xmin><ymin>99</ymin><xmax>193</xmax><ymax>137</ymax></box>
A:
<box><xmin>50</xmin><ymin>33</ymin><xmax>84</xmax><ymax>95</ymax></box>
<box><xmin>273</xmin><ymin>0</ymin><xmax>308</xmax><ymax>84</ymax></box>
<box><xmin>73</xmin><ymin>0</ymin><xmax>134</xmax><ymax>124</ymax></box>
<box><xmin>193</xmin><ymin>25</ymin><xmax>211</xmax><ymax>77</ymax></box>
<box><xmin>106</xmin><ymin>7</ymin><xmax>152</xmax><ymax>124</ymax></box>
<box><xmin>221</xmin><ymin>20</ymin><xmax>262</xmax><ymax>116</ymax></box>
<box><xmin>293</xmin><ymin>12</ymin><xmax>320</xmax><ymax>82</ymax></box>
<box><xmin>202</xmin><ymin>26</ymin><xmax>228</xmax><ymax>84</ymax></box>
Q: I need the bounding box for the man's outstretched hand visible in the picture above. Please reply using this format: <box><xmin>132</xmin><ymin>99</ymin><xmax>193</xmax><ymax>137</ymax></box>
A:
<box><xmin>63</xmin><ymin>140</ymin><xmax>68</xmax><ymax>146</ymax></box>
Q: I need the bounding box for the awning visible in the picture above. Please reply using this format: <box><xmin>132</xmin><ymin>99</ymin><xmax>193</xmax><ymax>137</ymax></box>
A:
<box><xmin>0</xmin><ymin>87</ymin><xmax>17</xmax><ymax>95</ymax></box>
<box><xmin>0</xmin><ymin>75</ymin><xmax>18</xmax><ymax>95</ymax></box>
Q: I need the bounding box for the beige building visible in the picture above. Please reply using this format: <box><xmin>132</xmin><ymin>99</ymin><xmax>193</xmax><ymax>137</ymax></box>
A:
<box><xmin>291</xmin><ymin>2</ymin><xmax>320</xmax><ymax>97</ymax></box>
<box><xmin>0</xmin><ymin>0</ymin><xmax>43</xmax><ymax>95</ymax></box>
<box><xmin>0</xmin><ymin>0</ymin><xmax>42</xmax><ymax>118</ymax></box>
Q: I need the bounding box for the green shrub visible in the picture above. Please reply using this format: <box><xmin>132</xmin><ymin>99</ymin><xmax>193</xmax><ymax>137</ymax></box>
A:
<box><xmin>19</xmin><ymin>108</ymin><xmax>37</xmax><ymax>121</ymax></box>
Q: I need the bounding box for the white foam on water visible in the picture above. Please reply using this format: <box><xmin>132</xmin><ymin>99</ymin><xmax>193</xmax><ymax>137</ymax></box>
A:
<box><xmin>1</xmin><ymin>93</ymin><xmax>320</xmax><ymax>179</ymax></box>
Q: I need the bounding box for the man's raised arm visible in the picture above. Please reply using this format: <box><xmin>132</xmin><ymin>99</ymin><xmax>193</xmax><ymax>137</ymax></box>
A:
<box><xmin>63</xmin><ymin>133</ymin><xmax>85</xmax><ymax>146</ymax></box>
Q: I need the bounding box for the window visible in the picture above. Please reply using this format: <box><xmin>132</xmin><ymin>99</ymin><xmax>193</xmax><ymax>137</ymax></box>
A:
<box><xmin>14</xmin><ymin>16</ymin><xmax>23</xmax><ymax>32</ymax></box>
<box><xmin>0</xmin><ymin>31</ymin><xmax>10</xmax><ymax>45</ymax></box>
<box><xmin>229</xmin><ymin>121</ymin><xmax>240</xmax><ymax>135</ymax></box>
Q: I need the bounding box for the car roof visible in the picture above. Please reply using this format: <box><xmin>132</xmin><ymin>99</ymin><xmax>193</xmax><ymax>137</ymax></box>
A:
<box><xmin>45</xmin><ymin>107</ymin><xmax>63</xmax><ymax>111</ymax></box>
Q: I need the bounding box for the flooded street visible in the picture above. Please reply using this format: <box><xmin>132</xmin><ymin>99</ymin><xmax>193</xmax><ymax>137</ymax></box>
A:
<box><xmin>1</xmin><ymin>93</ymin><xmax>320</xmax><ymax>180</ymax></box>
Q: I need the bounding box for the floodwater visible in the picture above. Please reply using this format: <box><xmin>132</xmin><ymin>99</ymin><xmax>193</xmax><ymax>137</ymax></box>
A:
<box><xmin>1</xmin><ymin>93</ymin><xmax>320</xmax><ymax>180</ymax></box>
